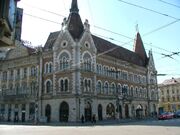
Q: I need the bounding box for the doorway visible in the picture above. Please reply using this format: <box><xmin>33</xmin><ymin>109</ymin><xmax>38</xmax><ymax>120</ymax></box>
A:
<box><xmin>45</xmin><ymin>104</ymin><xmax>51</xmax><ymax>122</ymax></box>
<box><xmin>59</xmin><ymin>102</ymin><xmax>69</xmax><ymax>122</ymax></box>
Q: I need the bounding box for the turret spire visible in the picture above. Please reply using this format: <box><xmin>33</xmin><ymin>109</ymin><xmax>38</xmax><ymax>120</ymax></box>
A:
<box><xmin>70</xmin><ymin>0</ymin><xmax>79</xmax><ymax>13</ymax></box>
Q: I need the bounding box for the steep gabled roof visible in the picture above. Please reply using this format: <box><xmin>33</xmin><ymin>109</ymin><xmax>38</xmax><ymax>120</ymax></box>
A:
<box><xmin>92</xmin><ymin>35</ymin><xmax>146</xmax><ymax>67</ymax></box>
<box><xmin>134</xmin><ymin>32</ymin><xmax>147</xmax><ymax>64</ymax></box>
<box><xmin>44</xmin><ymin>32</ymin><xmax>146</xmax><ymax>67</ymax></box>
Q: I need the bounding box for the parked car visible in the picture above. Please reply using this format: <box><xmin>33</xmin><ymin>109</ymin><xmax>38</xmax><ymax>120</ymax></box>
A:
<box><xmin>174</xmin><ymin>110</ymin><xmax>180</xmax><ymax>118</ymax></box>
<box><xmin>158</xmin><ymin>112</ymin><xmax>174</xmax><ymax>120</ymax></box>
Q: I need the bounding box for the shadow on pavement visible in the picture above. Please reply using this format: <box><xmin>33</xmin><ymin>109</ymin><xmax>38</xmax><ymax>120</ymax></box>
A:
<box><xmin>0</xmin><ymin>118</ymin><xmax>180</xmax><ymax>127</ymax></box>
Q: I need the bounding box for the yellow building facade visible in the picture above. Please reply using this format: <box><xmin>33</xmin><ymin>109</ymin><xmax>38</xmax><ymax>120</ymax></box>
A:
<box><xmin>158</xmin><ymin>78</ymin><xmax>180</xmax><ymax>113</ymax></box>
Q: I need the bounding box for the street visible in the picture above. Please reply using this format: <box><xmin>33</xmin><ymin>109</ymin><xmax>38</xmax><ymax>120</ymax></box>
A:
<box><xmin>0</xmin><ymin>119</ymin><xmax>180</xmax><ymax>135</ymax></box>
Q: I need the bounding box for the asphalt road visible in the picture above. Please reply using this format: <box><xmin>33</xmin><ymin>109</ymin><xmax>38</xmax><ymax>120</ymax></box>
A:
<box><xmin>0</xmin><ymin>119</ymin><xmax>180</xmax><ymax>135</ymax></box>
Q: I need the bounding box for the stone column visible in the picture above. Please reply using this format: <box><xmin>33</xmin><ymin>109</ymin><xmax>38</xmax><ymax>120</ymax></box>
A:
<box><xmin>11</xmin><ymin>104</ymin><xmax>15</xmax><ymax>122</ymax></box>
<box><xmin>4</xmin><ymin>104</ymin><xmax>8</xmax><ymax>121</ymax></box>
<box><xmin>18</xmin><ymin>104</ymin><xmax>21</xmax><ymax>122</ymax></box>
<box><xmin>26</xmin><ymin>103</ymin><xmax>29</xmax><ymax>122</ymax></box>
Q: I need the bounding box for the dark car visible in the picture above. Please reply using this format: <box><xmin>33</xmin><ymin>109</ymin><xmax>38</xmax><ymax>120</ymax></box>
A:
<box><xmin>174</xmin><ymin>110</ymin><xmax>180</xmax><ymax>118</ymax></box>
<box><xmin>158</xmin><ymin>112</ymin><xmax>174</xmax><ymax>120</ymax></box>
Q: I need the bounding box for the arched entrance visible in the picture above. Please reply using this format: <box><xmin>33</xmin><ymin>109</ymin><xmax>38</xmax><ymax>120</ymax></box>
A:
<box><xmin>59</xmin><ymin>102</ymin><xmax>69</xmax><ymax>122</ymax></box>
<box><xmin>85</xmin><ymin>102</ymin><xmax>92</xmax><ymax>122</ymax></box>
<box><xmin>125</xmin><ymin>104</ymin><xmax>129</xmax><ymax>118</ymax></box>
<box><xmin>136</xmin><ymin>104</ymin><xmax>143</xmax><ymax>119</ymax></box>
<box><xmin>98</xmin><ymin>104</ymin><xmax>103</xmax><ymax>121</ymax></box>
<box><xmin>45</xmin><ymin>104</ymin><xmax>51</xmax><ymax>122</ymax></box>
<box><xmin>106</xmin><ymin>103</ymin><xmax>115</xmax><ymax>119</ymax></box>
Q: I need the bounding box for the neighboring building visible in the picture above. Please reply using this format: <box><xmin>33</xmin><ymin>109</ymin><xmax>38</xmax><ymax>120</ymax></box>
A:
<box><xmin>0</xmin><ymin>0</ymin><xmax>21</xmax><ymax>47</ymax></box>
<box><xmin>158</xmin><ymin>78</ymin><xmax>180</xmax><ymax>114</ymax></box>
<box><xmin>0</xmin><ymin>0</ymin><xmax>158</xmax><ymax>123</ymax></box>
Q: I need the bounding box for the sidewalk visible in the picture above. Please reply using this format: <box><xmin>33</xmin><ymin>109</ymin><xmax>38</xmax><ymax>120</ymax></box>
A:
<box><xmin>0</xmin><ymin>118</ymin><xmax>157</xmax><ymax>127</ymax></box>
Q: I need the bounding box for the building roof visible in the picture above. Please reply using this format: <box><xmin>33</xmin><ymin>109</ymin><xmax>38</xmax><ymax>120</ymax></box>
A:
<box><xmin>160</xmin><ymin>78</ymin><xmax>180</xmax><ymax>86</ymax></box>
<box><xmin>67</xmin><ymin>0</ymin><xmax>84</xmax><ymax>40</ymax></box>
<box><xmin>44</xmin><ymin>32</ymin><xmax>146</xmax><ymax>67</ymax></box>
<box><xmin>43</xmin><ymin>31</ymin><xmax>59</xmax><ymax>51</ymax></box>
<box><xmin>134</xmin><ymin>32</ymin><xmax>148</xmax><ymax>64</ymax></box>
<box><xmin>92</xmin><ymin>35</ymin><xmax>146</xmax><ymax>67</ymax></box>
<box><xmin>44</xmin><ymin>0</ymin><xmax>147</xmax><ymax>67</ymax></box>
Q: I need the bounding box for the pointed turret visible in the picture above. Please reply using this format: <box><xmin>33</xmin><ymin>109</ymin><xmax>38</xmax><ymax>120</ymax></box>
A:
<box><xmin>134</xmin><ymin>32</ymin><xmax>147</xmax><ymax>64</ymax></box>
<box><xmin>70</xmin><ymin>0</ymin><xmax>79</xmax><ymax>13</ymax></box>
<box><xmin>67</xmin><ymin>0</ymin><xmax>84</xmax><ymax>40</ymax></box>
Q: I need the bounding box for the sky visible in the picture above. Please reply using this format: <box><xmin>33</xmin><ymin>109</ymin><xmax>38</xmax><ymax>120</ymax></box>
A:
<box><xmin>17</xmin><ymin>0</ymin><xmax>180</xmax><ymax>84</ymax></box>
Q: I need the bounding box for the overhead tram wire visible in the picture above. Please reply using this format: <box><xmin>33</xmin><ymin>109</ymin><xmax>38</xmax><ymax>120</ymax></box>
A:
<box><xmin>24</xmin><ymin>13</ymin><xmax>61</xmax><ymax>25</ymax></box>
<box><xmin>21</xmin><ymin>2</ymin><xmax>178</xmax><ymax>54</ymax></box>
<box><xmin>20</xmin><ymin>2</ymin><xmax>66</xmax><ymax>18</ymax></box>
<box><xmin>143</xmin><ymin>19</ymin><xmax>180</xmax><ymax>37</ymax></box>
<box><xmin>158</xmin><ymin>0</ymin><xmax>180</xmax><ymax>9</ymax></box>
<box><xmin>24</xmin><ymin>13</ymin><xmax>178</xmax><ymax>57</ymax></box>
<box><xmin>117</xmin><ymin>0</ymin><xmax>179</xmax><ymax>20</ymax></box>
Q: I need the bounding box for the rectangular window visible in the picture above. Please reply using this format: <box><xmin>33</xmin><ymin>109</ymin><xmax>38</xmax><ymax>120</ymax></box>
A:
<box><xmin>10</xmin><ymin>70</ymin><xmax>13</xmax><ymax>80</ymax></box>
<box><xmin>17</xmin><ymin>69</ymin><xmax>20</xmax><ymax>79</ymax></box>
<box><xmin>122</xmin><ymin>71</ymin><xmax>128</xmax><ymax>80</ymax></box>
<box><xmin>2</xmin><ymin>71</ymin><xmax>7</xmax><ymax>81</ymax></box>
<box><xmin>24</xmin><ymin>68</ymin><xmax>27</xmax><ymax>78</ymax></box>
<box><xmin>134</xmin><ymin>75</ymin><xmax>138</xmax><ymax>83</ymax></box>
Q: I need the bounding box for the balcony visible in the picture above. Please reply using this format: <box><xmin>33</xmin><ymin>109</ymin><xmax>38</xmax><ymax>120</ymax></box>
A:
<box><xmin>0</xmin><ymin>88</ymin><xmax>37</xmax><ymax>101</ymax></box>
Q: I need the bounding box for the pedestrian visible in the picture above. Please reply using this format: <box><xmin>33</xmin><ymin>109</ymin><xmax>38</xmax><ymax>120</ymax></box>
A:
<box><xmin>81</xmin><ymin>115</ymin><xmax>84</xmax><ymax>123</ymax></box>
<box><xmin>92</xmin><ymin>114</ymin><xmax>96</xmax><ymax>123</ymax></box>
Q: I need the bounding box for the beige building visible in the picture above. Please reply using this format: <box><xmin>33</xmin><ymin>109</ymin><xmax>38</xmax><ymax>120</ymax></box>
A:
<box><xmin>0</xmin><ymin>0</ymin><xmax>158</xmax><ymax>123</ymax></box>
<box><xmin>158</xmin><ymin>78</ymin><xmax>180</xmax><ymax>113</ymax></box>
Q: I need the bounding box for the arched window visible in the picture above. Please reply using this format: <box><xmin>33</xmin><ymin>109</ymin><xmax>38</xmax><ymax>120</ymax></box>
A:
<box><xmin>117</xmin><ymin>84</ymin><xmax>122</xmax><ymax>95</ymax></box>
<box><xmin>135</xmin><ymin>87</ymin><xmax>138</xmax><ymax>97</ymax></box>
<box><xmin>83</xmin><ymin>53</ymin><xmax>92</xmax><ymax>71</ymax></box>
<box><xmin>97</xmin><ymin>64</ymin><xmax>100</xmax><ymax>74</ymax></box>
<box><xmin>104</xmin><ymin>82</ymin><xmax>109</xmax><ymax>94</ymax></box>
<box><xmin>122</xmin><ymin>85</ymin><xmax>128</xmax><ymax>95</ymax></box>
<box><xmin>49</xmin><ymin>63</ymin><xmax>52</xmax><ymax>73</ymax></box>
<box><xmin>59</xmin><ymin>79</ymin><xmax>69</xmax><ymax>92</ymax></box>
<box><xmin>84</xmin><ymin>79</ymin><xmax>91</xmax><ymax>92</ymax></box>
<box><xmin>46</xmin><ymin>81</ymin><xmax>52</xmax><ymax>93</ymax></box>
<box><xmin>139</xmin><ymin>88</ymin><xmax>142</xmax><ymax>97</ymax></box>
<box><xmin>84</xmin><ymin>79</ymin><xmax>88</xmax><ymax>92</ymax></box>
<box><xmin>59</xmin><ymin>52</ymin><xmax>70</xmax><ymax>70</ymax></box>
<box><xmin>111</xmin><ymin>83</ymin><xmax>116</xmax><ymax>94</ymax></box>
<box><xmin>97</xmin><ymin>81</ymin><xmax>102</xmax><ymax>94</ymax></box>
<box><xmin>130</xmin><ymin>87</ymin><xmax>134</xmax><ymax>96</ymax></box>
<box><xmin>65</xmin><ymin>79</ymin><xmax>68</xmax><ymax>91</ymax></box>
<box><xmin>99</xmin><ymin>65</ymin><xmax>102</xmax><ymax>74</ymax></box>
<box><xmin>60</xmin><ymin>80</ymin><xmax>64</xmax><ymax>91</ymax></box>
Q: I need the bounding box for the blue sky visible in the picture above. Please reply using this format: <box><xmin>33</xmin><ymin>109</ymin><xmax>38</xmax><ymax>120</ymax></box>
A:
<box><xmin>17</xmin><ymin>0</ymin><xmax>180</xmax><ymax>83</ymax></box>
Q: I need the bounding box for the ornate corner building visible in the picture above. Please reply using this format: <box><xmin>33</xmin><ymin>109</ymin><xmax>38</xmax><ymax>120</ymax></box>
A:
<box><xmin>158</xmin><ymin>78</ymin><xmax>180</xmax><ymax>114</ymax></box>
<box><xmin>0</xmin><ymin>0</ymin><xmax>158</xmax><ymax>123</ymax></box>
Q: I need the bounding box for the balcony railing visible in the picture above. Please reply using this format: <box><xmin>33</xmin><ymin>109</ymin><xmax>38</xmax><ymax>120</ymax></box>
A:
<box><xmin>0</xmin><ymin>88</ymin><xmax>37</xmax><ymax>100</ymax></box>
